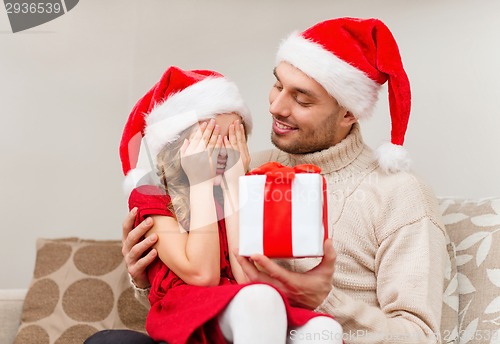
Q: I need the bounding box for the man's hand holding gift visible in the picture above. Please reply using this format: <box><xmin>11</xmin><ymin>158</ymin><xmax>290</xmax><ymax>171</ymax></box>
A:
<box><xmin>236</xmin><ymin>238</ymin><xmax>336</xmax><ymax>310</ymax></box>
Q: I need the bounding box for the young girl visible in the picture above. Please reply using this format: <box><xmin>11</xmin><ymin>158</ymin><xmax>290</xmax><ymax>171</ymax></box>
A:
<box><xmin>119</xmin><ymin>66</ymin><xmax>342</xmax><ymax>344</ymax></box>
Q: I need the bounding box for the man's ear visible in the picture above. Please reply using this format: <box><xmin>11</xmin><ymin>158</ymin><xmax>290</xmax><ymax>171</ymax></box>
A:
<box><xmin>339</xmin><ymin>110</ymin><xmax>357</xmax><ymax>128</ymax></box>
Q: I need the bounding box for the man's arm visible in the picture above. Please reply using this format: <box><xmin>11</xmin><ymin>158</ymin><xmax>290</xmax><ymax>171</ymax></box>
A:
<box><xmin>315</xmin><ymin>217</ymin><xmax>446</xmax><ymax>343</ymax></box>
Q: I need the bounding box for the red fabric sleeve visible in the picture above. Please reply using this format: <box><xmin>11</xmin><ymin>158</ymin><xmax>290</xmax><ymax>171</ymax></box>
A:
<box><xmin>128</xmin><ymin>185</ymin><xmax>174</xmax><ymax>226</ymax></box>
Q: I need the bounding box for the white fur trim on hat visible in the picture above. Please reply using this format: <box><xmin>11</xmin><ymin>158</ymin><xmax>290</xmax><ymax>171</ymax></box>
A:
<box><xmin>144</xmin><ymin>77</ymin><xmax>251</xmax><ymax>159</ymax></box>
<box><xmin>276</xmin><ymin>32</ymin><xmax>380</xmax><ymax>119</ymax></box>
<box><xmin>144</xmin><ymin>110</ymin><xmax>198</xmax><ymax>161</ymax></box>
<box><xmin>122</xmin><ymin>136</ymin><xmax>162</xmax><ymax>194</ymax></box>
<box><xmin>123</xmin><ymin>168</ymin><xmax>158</xmax><ymax>196</ymax></box>
<box><xmin>375</xmin><ymin>142</ymin><xmax>411</xmax><ymax>174</ymax></box>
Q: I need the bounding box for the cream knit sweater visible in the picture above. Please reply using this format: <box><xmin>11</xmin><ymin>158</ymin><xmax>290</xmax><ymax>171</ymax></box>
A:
<box><xmin>250</xmin><ymin>124</ymin><xmax>447</xmax><ymax>344</ymax></box>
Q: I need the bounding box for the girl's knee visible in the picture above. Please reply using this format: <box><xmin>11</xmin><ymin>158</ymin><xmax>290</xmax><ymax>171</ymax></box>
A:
<box><xmin>219</xmin><ymin>284</ymin><xmax>288</xmax><ymax>343</ymax></box>
<box><xmin>309</xmin><ymin>316</ymin><xmax>342</xmax><ymax>334</ymax></box>
<box><xmin>234</xmin><ymin>284</ymin><xmax>285</xmax><ymax>311</ymax></box>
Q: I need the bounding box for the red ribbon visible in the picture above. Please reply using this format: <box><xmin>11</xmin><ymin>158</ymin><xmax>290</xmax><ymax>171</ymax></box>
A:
<box><xmin>247</xmin><ymin>162</ymin><xmax>328</xmax><ymax>257</ymax></box>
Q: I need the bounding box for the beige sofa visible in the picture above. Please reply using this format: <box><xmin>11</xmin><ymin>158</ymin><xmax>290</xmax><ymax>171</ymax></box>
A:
<box><xmin>1</xmin><ymin>198</ymin><xmax>499</xmax><ymax>344</ymax></box>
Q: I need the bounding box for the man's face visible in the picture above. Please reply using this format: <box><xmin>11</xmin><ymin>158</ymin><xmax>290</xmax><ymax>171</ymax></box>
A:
<box><xmin>269</xmin><ymin>62</ymin><xmax>347</xmax><ymax>154</ymax></box>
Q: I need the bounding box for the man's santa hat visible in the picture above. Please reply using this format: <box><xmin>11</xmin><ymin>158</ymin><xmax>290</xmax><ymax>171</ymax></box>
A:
<box><xmin>276</xmin><ymin>17</ymin><xmax>411</xmax><ymax>173</ymax></box>
<box><xmin>119</xmin><ymin>66</ymin><xmax>252</xmax><ymax>193</ymax></box>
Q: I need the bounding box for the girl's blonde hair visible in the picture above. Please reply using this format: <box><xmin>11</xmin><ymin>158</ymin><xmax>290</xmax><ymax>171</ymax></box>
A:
<box><xmin>156</xmin><ymin>126</ymin><xmax>193</xmax><ymax>230</ymax></box>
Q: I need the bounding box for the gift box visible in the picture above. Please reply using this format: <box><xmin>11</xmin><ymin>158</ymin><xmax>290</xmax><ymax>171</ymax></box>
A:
<box><xmin>239</xmin><ymin>162</ymin><xmax>328</xmax><ymax>258</ymax></box>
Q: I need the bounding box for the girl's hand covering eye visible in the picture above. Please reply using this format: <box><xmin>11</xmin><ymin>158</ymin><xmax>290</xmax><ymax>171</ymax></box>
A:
<box><xmin>180</xmin><ymin>119</ymin><xmax>223</xmax><ymax>186</ymax></box>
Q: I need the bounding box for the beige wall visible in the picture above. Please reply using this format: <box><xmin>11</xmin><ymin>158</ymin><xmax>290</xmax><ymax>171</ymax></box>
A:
<box><xmin>1</xmin><ymin>0</ymin><xmax>499</xmax><ymax>288</ymax></box>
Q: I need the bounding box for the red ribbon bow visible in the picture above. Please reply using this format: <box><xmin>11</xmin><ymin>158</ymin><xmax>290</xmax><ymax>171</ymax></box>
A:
<box><xmin>247</xmin><ymin>162</ymin><xmax>328</xmax><ymax>257</ymax></box>
<box><xmin>248</xmin><ymin>161</ymin><xmax>321</xmax><ymax>177</ymax></box>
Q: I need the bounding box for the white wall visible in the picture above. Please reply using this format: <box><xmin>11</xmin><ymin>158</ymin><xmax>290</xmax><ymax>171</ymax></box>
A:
<box><xmin>1</xmin><ymin>0</ymin><xmax>499</xmax><ymax>288</ymax></box>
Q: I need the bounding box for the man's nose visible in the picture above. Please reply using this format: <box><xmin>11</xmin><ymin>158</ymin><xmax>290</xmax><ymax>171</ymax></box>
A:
<box><xmin>270</xmin><ymin>92</ymin><xmax>291</xmax><ymax>118</ymax></box>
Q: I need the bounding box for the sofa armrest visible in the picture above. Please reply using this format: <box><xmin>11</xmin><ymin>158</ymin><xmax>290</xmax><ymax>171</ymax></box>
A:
<box><xmin>0</xmin><ymin>289</ymin><xmax>27</xmax><ymax>344</ymax></box>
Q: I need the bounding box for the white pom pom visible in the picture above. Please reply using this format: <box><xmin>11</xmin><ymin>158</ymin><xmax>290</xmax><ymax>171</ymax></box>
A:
<box><xmin>123</xmin><ymin>168</ymin><xmax>154</xmax><ymax>196</ymax></box>
<box><xmin>375</xmin><ymin>142</ymin><xmax>411</xmax><ymax>174</ymax></box>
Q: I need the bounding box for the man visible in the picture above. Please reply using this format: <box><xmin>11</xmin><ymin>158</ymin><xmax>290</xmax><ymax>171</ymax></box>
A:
<box><xmin>87</xmin><ymin>17</ymin><xmax>447</xmax><ymax>344</ymax></box>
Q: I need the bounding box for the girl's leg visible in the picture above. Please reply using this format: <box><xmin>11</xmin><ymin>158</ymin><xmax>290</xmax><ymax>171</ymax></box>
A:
<box><xmin>287</xmin><ymin>316</ymin><xmax>343</xmax><ymax>344</ymax></box>
<box><xmin>218</xmin><ymin>284</ymin><xmax>287</xmax><ymax>344</ymax></box>
<box><xmin>84</xmin><ymin>329</ymin><xmax>160</xmax><ymax>344</ymax></box>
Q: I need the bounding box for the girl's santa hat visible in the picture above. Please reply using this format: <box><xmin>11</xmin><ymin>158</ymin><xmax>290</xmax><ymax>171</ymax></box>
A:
<box><xmin>276</xmin><ymin>17</ymin><xmax>411</xmax><ymax>173</ymax></box>
<box><xmin>119</xmin><ymin>66</ymin><xmax>252</xmax><ymax>192</ymax></box>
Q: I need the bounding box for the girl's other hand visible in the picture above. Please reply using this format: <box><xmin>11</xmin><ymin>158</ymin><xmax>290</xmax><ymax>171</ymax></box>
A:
<box><xmin>223</xmin><ymin>120</ymin><xmax>250</xmax><ymax>185</ymax></box>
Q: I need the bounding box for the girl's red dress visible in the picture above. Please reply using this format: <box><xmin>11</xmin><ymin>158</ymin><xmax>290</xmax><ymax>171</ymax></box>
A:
<box><xmin>130</xmin><ymin>185</ymin><xmax>326</xmax><ymax>344</ymax></box>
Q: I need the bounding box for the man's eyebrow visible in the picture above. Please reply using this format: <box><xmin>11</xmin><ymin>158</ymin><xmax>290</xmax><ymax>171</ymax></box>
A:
<box><xmin>295</xmin><ymin>87</ymin><xmax>315</xmax><ymax>98</ymax></box>
<box><xmin>273</xmin><ymin>67</ymin><xmax>279</xmax><ymax>81</ymax></box>
<box><xmin>274</xmin><ymin>67</ymin><xmax>317</xmax><ymax>98</ymax></box>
